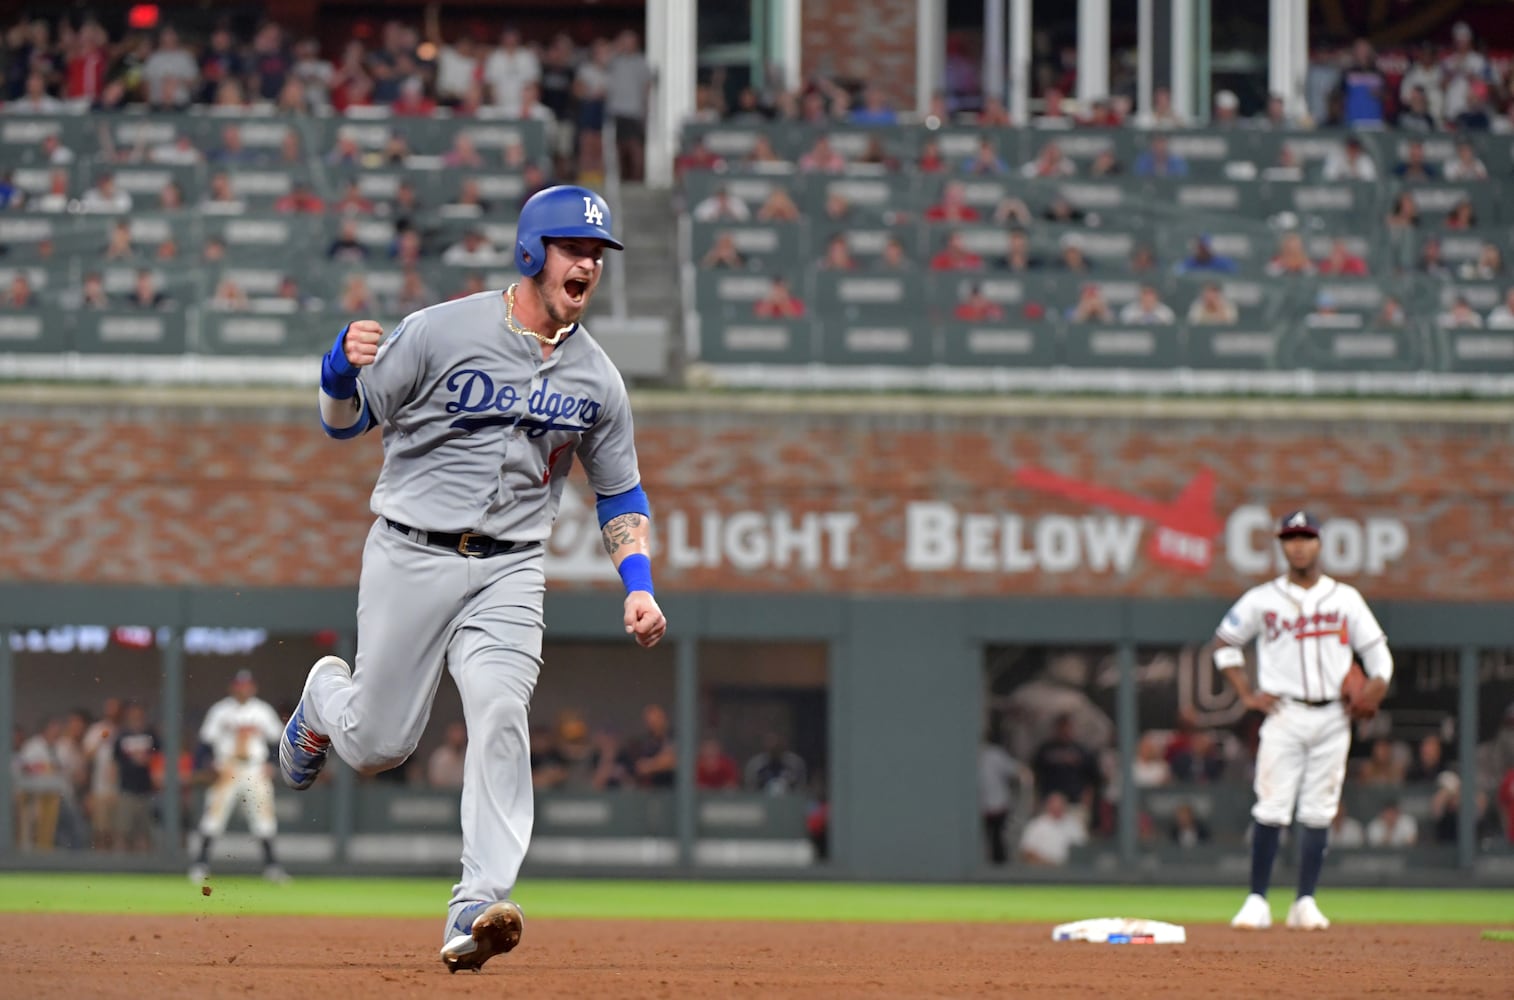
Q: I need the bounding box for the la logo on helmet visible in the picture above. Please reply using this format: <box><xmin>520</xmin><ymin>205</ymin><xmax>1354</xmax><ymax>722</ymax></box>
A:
<box><xmin>583</xmin><ymin>197</ymin><xmax>604</xmax><ymax>226</ymax></box>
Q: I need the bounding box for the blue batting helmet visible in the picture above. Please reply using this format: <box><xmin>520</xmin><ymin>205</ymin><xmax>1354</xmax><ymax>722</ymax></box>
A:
<box><xmin>515</xmin><ymin>185</ymin><xmax>624</xmax><ymax>277</ymax></box>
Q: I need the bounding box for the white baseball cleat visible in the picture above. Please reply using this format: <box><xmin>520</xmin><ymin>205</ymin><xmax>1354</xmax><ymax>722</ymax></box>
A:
<box><xmin>440</xmin><ymin>900</ymin><xmax>524</xmax><ymax>973</ymax></box>
<box><xmin>1230</xmin><ymin>893</ymin><xmax>1272</xmax><ymax>929</ymax></box>
<box><xmin>1285</xmin><ymin>896</ymin><xmax>1330</xmax><ymax>930</ymax></box>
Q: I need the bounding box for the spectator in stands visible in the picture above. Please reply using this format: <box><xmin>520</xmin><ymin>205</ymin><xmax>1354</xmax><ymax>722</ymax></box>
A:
<box><xmin>1442</xmin><ymin>22</ymin><xmax>1490</xmax><ymax>120</ymax></box>
<box><xmin>1135</xmin><ymin>85</ymin><xmax>1186</xmax><ymax>129</ymax></box>
<box><xmin>1336</xmin><ymin>38</ymin><xmax>1385</xmax><ymax>127</ymax></box>
<box><xmin>388</xmin><ymin>268</ymin><xmax>433</xmax><ymax>315</ymax></box>
<box><xmin>926</xmin><ymin>181</ymin><xmax>981</xmax><ymax>223</ymax></box>
<box><xmin>274</xmin><ymin>182</ymin><xmax>326</xmax><ymax>215</ymax></box>
<box><xmin>1444</xmin><ymin>139</ymin><xmax>1489</xmax><ymax>182</ymax></box>
<box><xmin>1018</xmin><ymin>791</ymin><xmax>1088</xmax><ymax>866</ymax></box>
<box><xmin>979</xmin><ymin>727</ymin><xmax>1025</xmax><ymax>865</ymax></box>
<box><xmin>1453</xmin><ymin>81</ymin><xmax>1494</xmax><ymax>132</ymax></box>
<box><xmin>753</xmin><ymin>276</ymin><xmax>806</xmax><ymax>318</ymax></box>
<box><xmin>1374</xmin><ymin>296</ymin><xmax>1407</xmax><ymax>328</ymax></box>
<box><xmin>0</xmin><ymin>171</ymin><xmax>20</xmax><ymax>210</ymax></box>
<box><xmin>1210</xmin><ymin>89</ymin><xmax>1241</xmax><ymax>128</ymax></box>
<box><xmin>376</xmin><ymin>131</ymin><xmax>413</xmax><ymax>168</ymax></box>
<box><xmin>331</xmin><ymin>180</ymin><xmax>375</xmax><ymax>217</ymax></box>
<box><xmin>1485</xmin><ymin>289</ymin><xmax>1514</xmax><ymax>329</ymax></box>
<box><xmin>384</xmin><ymin>180</ymin><xmax>421</xmax><ymax>224</ymax></box>
<box><xmin>756</xmin><ymin>189</ymin><xmax>802</xmax><ymax>223</ymax></box>
<box><xmin>1316</xmin><ymin>237</ymin><xmax>1369</xmax><ymax>276</ymax></box>
<box><xmin>848</xmin><ymin>84</ymin><xmax>896</xmax><ymax>126</ymax></box>
<box><xmin>1458</xmin><ymin>242</ymin><xmax>1505</xmax><ymax>282</ymax></box>
<box><xmin>1440</xmin><ymin>296</ymin><xmax>1485</xmax><ymax>329</ymax></box>
<box><xmin>1445</xmin><ymin>198</ymin><xmax>1478</xmax><ymax>231</ymax></box>
<box><xmin>210</xmin><ymin>277</ymin><xmax>250</xmax><ymax>312</ymax></box>
<box><xmin>35</xmin><ymin>134</ymin><xmax>73</xmax><ymax>168</ymax></box>
<box><xmin>695</xmin><ymin>736</ymin><xmax>741</xmax><ymax>790</ymax></box>
<box><xmin>1127</xmin><ymin>244</ymin><xmax>1159</xmax><ymax>276</ymax></box>
<box><xmin>442</xmin><ymin>229</ymin><xmax>502</xmax><ymax>267</ymax></box>
<box><xmin>485</xmin><ymin>26</ymin><xmax>540</xmax><ymax>114</ymax></box>
<box><xmin>446</xmin><ymin>177</ymin><xmax>491</xmax><ymax>216</ymax></box>
<box><xmin>3</xmin><ymin>273</ymin><xmax>33</xmax><ymax>309</ymax></box>
<box><xmin>1397</xmin><ymin>43</ymin><xmax>1442</xmax><ymax>124</ymax></box>
<box><xmin>572</xmin><ymin>37</ymin><xmax>612</xmax><ymax>181</ymax></box>
<box><xmin>327</xmin><ymin>132</ymin><xmax>364</xmax><ymax>169</ymax></box>
<box><xmin>1407</xmin><ymin>734</ymin><xmax>1448</xmax><ymax>783</ymax></box>
<box><xmin>1087</xmin><ymin>149</ymin><xmax>1124</xmax><ymax>178</ymax></box>
<box><xmin>798</xmin><ymin>134</ymin><xmax>847</xmax><ymax>173</ymax></box>
<box><xmin>1394</xmin><ymin>140</ymin><xmax>1438</xmax><ymax>181</ymax></box>
<box><xmin>274</xmin><ymin>130</ymin><xmax>306</xmax><ymax>168</ymax></box>
<box><xmin>820</xmin><ymin>234</ymin><xmax>857</xmax><ymax>271</ymax></box>
<box><xmin>1120</xmin><ymin>284</ymin><xmax>1176</xmax><ymax>325</ymax></box>
<box><xmin>954</xmin><ymin>284</ymin><xmax>1004</xmax><ymax>322</ymax></box>
<box><xmin>427</xmin><ymin>721</ymin><xmax>467</xmax><ymax>789</ymax></box>
<box><xmin>391</xmin><ymin>75</ymin><xmax>436</xmax><ymax>117</ymax></box>
<box><xmin>674</xmin><ymin>137</ymin><xmax>725</xmax><ymax>179</ymax></box>
<box><xmin>1306</xmin><ymin>291</ymin><xmax>1358</xmax><ymax>328</ymax></box>
<box><xmin>201</xmin><ymin>239</ymin><xmax>227</xmax><ymax>264</ymax></box>
<box><xmin>1042</xmin><ymin>195</ymin><xmax>1086</xmax><ymax>226</ymax></box>
<box><xmin>210</xmin><ymin>125</ymin><xmax>260</xmax><ymax>166</ymax></box>
<box><xmin>111</xmin><ymin>702</ymin><xmax>159</xmax><ymax>853</ymax></box>
<box><xmin>1396</xmin><ymin>85</ymin><xmax>1437</xmax><ymax>134</ymax></box>
<box><xmin>251</xmin><ymin>22</ymin><xmax>293</xmax><ymax>102</ymax></box>
<box><xmin>103</xmin><ymin>221</ymin><xmax>137</xmax><ymax>262</ymax></box>
<box><xmin>1169</xmin><ymin>802</ymin><xmax>1210</xmax><ymax>848</ymax></box>
<box><xmin>1133</xmin><ymin>135</ymin><xmax>1188</xmax><ymax>178</ymax></box>
<box><xmin>1032</xmin><ymin>714</ymin><xmax>1100</xmax><ymax>814</ymax></box>
<box><xmin>917</xmin><ymin>138</ymin><xmax>948</xmax><ymax>173</ymax></box>
<box><xmin>856</xmin><ymin>135</ymin><xmax>901</xmax><ymax>171</ymax></box>
<box><xmin>451</xmin><ymin>273</ymin><xmax>489</xmax><ymax>300</ymax></box>
<box><xmin>390</xmin><ymin>226</ymin><xmax>424</xmax><ymax>267</ymax></box>
<box><xmin>879</xmin><ymin>237</ymin><xmax>910</xmax><ymax>270</ymax></box>
<box><xmin>1358</xmin><ymin>738</ymin><xmax>1406</xmax><ymax>786</ymax></box>
<box><xmin>1266</xmin><ymin>232</ymin><xmax>1315</xmax><ymax>276</ymax></box>
<box><xmin>1021</xmin><ymin>141</ymin><xmax>1075</xmax><ymax>178</ymax></box>
<box><xmin>1175</xmin><ymin>235</ymin><xmax>1236</xmax><ymax>275</ymax></box>
<box><xmin>1322</xmin><ymin>135</ymin><xmax>1377</xmax><ymax>182</ymax></box>
<box><xmin>1131</xmin><ymin>732</ymin><xmax>1172</xmax><ymax>787</ymax></box>
<box><xmin>1057</xmin><ymin>241</ymin><xmax>1093</xmax><ymax>274</ymax></box>
<box><xmin>626</xmin><ymin>704</ymin><xmax>676</xmax><ymax>789</ymax></box>
<box><xmin>1330</xmin><ymin>808</ymin><xmax>1366</xmax><ymax>848</ymax></box>
<box><xmin>999</xmin><ymin>230</ymin><xmax>1042</xmax><ymax>272</ymax></box>
<box><xmin>197</xmin><ymin>26</ymin><xmax>244</xmax><ymax>104</ymax></box>
<box><xmin>142</xmin><ymin>26</ymin><xmax>198</xmax><ymax>109</ymax></box>
<box><xmin>744</xmin><ymin>732</ymin><xmax>806</xmax><ymax>795</ymax></box>
<box><xmin>290</xmin><ymin>38</ymin><xmax>332</xmax><ymax>110</ymax></box>
<box><xmin>329</xmin><ymin>41</ymin><xmax>372</xmax><ymax>112</ymax></box>
<box><xmin>961</xmin><ymin>135</ymin><xmax>1008</xmax><ymax>176</ymax></box>
<box><xmin>693</xmin><ymin>186</ymin><xmax>751</xmax><ymax>223</ymax></box>
<box><xmin>9</xmin><ymin>69</ymin><xmax>60</xmax><ymax>114</ymax></box>
<box><xmin>441</xmin><ymin>132</ymin><xmax>485</xmax><ymax>170</ymax></box>
<box><xmin>126</xmin><ymin>269</ymin><xmax>171</xmax><ymax>311</ymax></box>
<box><xmin>76</xmin><ymin>272</ymin><xmax>108</xmax><ymax>310</ymax></box>
<box><xmin>1168</xmin><ymin>729</ymin><xmax>1225</xmax><ymax>783</ymax></box>
<box><xmin>79</xmin><ymin>173</ymin><xmax>131</xmax><ymax>214</ymax></box>
<box><xmin>157</xmin><ymin>181</ymin><xmax>185</xmax><ymax>213</ymax></box>
<box><xmin>1366</xmin><ymin>800</ymin><xmax>1417</xmax><ymax>847</ymax></box>
<box><xmin>326</xmin><ymin>219</ymin><xmax>369</xmax><ymax>263</ymax></box>
<box><xmin>1186</xmin><ymin>282</ymin><xmax>1235</xmax><ymax>325</ymax></box>
<box><xmin>1418</xmin><ymin>236</ymin><xmax>1451</xmax><ymax>277</ymax></box>
<box><xmin>1250</xmin><ymin>93</ymin><xmax>1293</xmax><ymax>130</ymax></box>
<box><xmin>201</xmin><ymin>173</ymin><xmax>244</xmax><ymax>215</ymax></box>
<box><xmin>339</xmin><ymin>272</ymin><xmax>375</xmax><ymax>314</ymax></box>
<box><xmin>608</xmin><ymin>30</ymin><xmax>652</xmax><ymax>182</ymax></box>
<box><xmin>930</xmin><ymin>232</ymin><xmax>984</xmax><ymax>271</ymax></box>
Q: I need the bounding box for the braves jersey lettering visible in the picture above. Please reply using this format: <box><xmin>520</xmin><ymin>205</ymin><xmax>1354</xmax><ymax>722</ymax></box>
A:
<box><xmin>1216</xmin><ymin>575</ymin><xmax>1385</xmax><ymax>701</ymax></box>
<box><xmin>360</xmin><ymin>290</ymin><xmax>640</xmax><ymax>540</ymax></box>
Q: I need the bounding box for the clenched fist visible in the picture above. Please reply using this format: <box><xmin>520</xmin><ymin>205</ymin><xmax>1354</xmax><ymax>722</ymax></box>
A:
<box><xmin>624</xmin><ymin>592</ymin><xmax>667</xmax><ymax>649</ymax></box>
<box><xmin>343</xmin><ymin>320</ymin><xmax>385</xmax><ymax>368</ymax></box>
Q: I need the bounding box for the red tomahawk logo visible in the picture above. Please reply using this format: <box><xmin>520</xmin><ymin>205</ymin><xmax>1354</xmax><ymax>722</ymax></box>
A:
<box><xmin>1013</xmin><ymin>467</ymin><xmax>1224</xmax><ymax>572</ymax></box>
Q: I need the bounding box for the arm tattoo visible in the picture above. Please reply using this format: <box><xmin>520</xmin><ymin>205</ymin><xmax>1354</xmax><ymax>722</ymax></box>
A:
<box><xmin>601</xmin><ymin>513</ymin><xmax>644</xmax><ymax>556</ymax></box>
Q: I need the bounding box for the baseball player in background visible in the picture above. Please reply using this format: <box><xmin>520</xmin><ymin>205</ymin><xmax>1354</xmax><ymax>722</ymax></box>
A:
<box><xmin>280</xmin><ymin>185</ymin><xmax>666</xmax><ymax>973</ymax></box>
<box><xmin>189</xmin><ymin>669</ymin><xmax>289</xmax><ymax>884</ymax></box>
<box><xmin>1213</xmin><ymin>510</ymin><xmax>1392</xmax><ymax>931</ymax></box>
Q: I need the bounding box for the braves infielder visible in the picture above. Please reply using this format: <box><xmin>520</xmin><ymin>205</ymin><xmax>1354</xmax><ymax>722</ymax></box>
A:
<box><xmin>279</xmin><ymin>185</ymin><xmax>666</xmax><ymax>973</ymax></box>
<box><xmin>1213</xmin><ymin>510</ymin><xmax>1392</xmax><ymax>931</ymax></box>
<box><xmin>189</xmin><ymin>669</ymin><xmax>289</xmax><ymax>883</ymax></box>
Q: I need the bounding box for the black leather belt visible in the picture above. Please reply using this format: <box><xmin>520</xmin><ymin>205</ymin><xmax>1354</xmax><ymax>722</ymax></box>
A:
<box><xmin>386</xmin><ymin>519</ymin><xmax>541</xmax><ymax>558</ymax></box>
<box><xmin>1289</xmin><ymin>697</ymin><xmax>1338</xmax><ymax>708</ymax></box>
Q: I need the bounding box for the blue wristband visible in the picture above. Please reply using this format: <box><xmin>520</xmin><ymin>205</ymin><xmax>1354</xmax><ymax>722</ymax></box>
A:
<box><xmin>617</xmin><ymin>553</ymin><xmax>654</xmax><ymax>595</ymax></box>
<box><xmin>320</xmin><ymin>324</ymin><xmax>360</xmax><ymax>399</ymax></box>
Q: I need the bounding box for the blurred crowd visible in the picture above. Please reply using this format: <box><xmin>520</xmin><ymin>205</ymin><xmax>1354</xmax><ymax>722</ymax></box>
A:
<box><xmin>978</xmin><ymin>702</ymin><xmax>1514</xmax><ymax>868</ymax></box>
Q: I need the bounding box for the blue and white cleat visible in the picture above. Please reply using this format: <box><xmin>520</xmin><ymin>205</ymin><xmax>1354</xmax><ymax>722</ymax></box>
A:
<box><xmin>440</xmin><ymin>901</ymin><xmax>525</xmax><ymax>973</ymax></box>
<box><xmin>278</xmin><ymin>655</ymin><xmax>349</xmax><ymax>790</ymax></box>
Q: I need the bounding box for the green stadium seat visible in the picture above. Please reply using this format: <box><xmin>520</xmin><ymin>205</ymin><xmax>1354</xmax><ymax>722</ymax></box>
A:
<box><xmin>1442</xmin><ymin>328</ymin><xmax>1514</xmax><ymax>373</ymax></box>
<box><xmin>1183</xmin><ymin>324</ymin><xmax>1284</xmax><ymax>370</ymax></box>
<box><xmin>1279</xmin><ymin>323</ymin><xmax>1428</xmax><ymax>372</ymax></box>
<box><xmin>198</xmin><ymin>310</ymin><xmax>337</xmax><ymax>356</ymax></box>
<box><xmin>1062</xmin><ymin>323</ymin><xmax>1183</xmax><ymax>368</ymax></box>
<box><xmin>72</xmin><ymin>308</ymin><xmax>188</xmax><ymax>354</ymax></box>
<box><xmin>690</xmin><ymin>221</ymin><xmax>807</xmax><ymax>271</ymax></box>
<box><xmin>939</xmin><ymin>320</ymin><xmax>1058</xmax><ymax>367</ymax></box>
<box><xmin>811</xmin><ymin>271</ymin><xmax>927</xmax><ymax>324</ymax></box>
<box><xmin>817</xmin><ymin>319</ymin><xmax>935</xmax><ymax>365</ymax></box>
<box><xmin>697</xmin><ymin>315</ymin><xmax>815</xmax><ymax>364</ymax></box>
<box><xmin>0</xmin><ymin>307</ymin><xmax>68</xmax><ymax>353</ymax></box>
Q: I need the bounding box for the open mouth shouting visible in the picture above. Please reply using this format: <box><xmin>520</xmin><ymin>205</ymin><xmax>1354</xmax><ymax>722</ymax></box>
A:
<box><xmin>564</xmin><ymin>276</ymin><xmax>590</xmax><ymax>305</ymax></box>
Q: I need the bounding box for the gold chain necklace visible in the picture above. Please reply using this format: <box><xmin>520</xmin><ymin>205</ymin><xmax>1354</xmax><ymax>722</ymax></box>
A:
<box><xmin>505</xmin><ymin>283</ymin><xmax>572</xmax><ymax>346</ymax></box>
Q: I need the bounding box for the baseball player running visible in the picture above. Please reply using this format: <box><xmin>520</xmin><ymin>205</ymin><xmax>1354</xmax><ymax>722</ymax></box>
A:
<box><xmin>1213</xmin><ymin>510</ymin><xmax>1392</xmax><ymax>931</ymax></box>
<box><xmin>189</xmin><ymin>669</ymin><xmax>289</xmax><ymax>883</ymax></box>
<box><xmin>279</xmin><ymin>185</ymin><xmax>667</xmax><ymax>973</ymax></box>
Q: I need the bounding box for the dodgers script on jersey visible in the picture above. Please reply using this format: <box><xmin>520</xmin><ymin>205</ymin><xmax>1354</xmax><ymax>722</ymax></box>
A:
<box><xmin>199</xmin><ymin>696</ymin><xmax>283</xmax><ymax>767</ymax></box>
<box><xmin>358</xmin><ymin>289</ymin><xmax>640</xmax><ymax>541</ymax></box>
<box><xmin>1215</xmin><ymin>574</ymin><xmax>1387</xmax><ymax>701</ymax></box>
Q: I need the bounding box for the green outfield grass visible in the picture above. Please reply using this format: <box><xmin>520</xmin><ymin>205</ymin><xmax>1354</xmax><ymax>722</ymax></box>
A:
<box><xmin>0</xmin><ymin>875</ymin><xmax>1510</xmax><ymax>926</ymax></box>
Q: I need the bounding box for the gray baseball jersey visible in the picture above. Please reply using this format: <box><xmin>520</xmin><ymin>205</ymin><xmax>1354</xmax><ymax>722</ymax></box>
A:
<box><xmin>360</xmin><ymin>289</ymin><xmax>642</xmax><ymax>540</ymax></box>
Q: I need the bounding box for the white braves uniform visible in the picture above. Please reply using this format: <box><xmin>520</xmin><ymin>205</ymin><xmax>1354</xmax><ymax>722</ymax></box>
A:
<box><xmin>1215</xmin><ymin>574</ymin><xmax>1391</xmax><ymax>828</ymax></box>
<box><xmin>198</xmin><ymin>696</ymin><xmax>284</xmax><ymax>839</ymax></box>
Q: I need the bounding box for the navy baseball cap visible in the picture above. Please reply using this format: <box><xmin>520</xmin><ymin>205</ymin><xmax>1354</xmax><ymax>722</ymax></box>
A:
<box><xmin>1276</xmin><ymin>510</ymin><xmax>1321</xmax><ymax>538</ymax></box>
<box><xmin>233</xmin><ymin>669</ymin><xmax>255</xmax><ymax>684</ymax></box>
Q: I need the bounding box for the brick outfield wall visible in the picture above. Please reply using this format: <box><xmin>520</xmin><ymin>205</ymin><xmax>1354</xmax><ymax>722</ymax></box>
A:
<box><xmin>2</xmin><ymin>404</ymin><xmax>1511</xmax><ymax>601</ymax></box>
<box><xmin>800</xmin><ymin>0</ymin><xmax>918</xmax><ymax>111</ymax></box>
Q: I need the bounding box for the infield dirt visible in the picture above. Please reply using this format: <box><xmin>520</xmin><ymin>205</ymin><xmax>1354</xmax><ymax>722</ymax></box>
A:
<box><xmin>4</xmin><ymin>914</ymin><xmax>1507</xmax><ymax>998</ymax></box>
